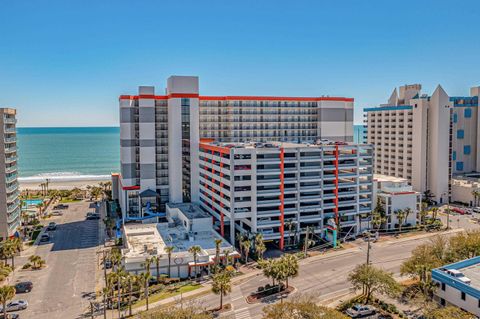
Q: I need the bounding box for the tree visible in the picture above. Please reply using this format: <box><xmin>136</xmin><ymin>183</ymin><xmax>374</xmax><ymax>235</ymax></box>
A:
<box><xmin>423</xmin><ymin>190</ymin><xmax>434</xmax><ymax>206</ymax></box>
<box><xmin>151</xmin><ymin>255</ymin><xmax>161</xmax><ymax>282</ymax></box>
<box><xmin>431</xmin><ymin>207</ymin><xmax>439</xmax><ymax>222</ymax></box>
<box><xmin>211</xmin><ymin>270</ymin><xmax>232</xmax><ymax>310</ymax></box>
<box><xmin>348</xmin><ymin>264</ymin><xmax>401</xmax><ymax>302</ymax></box>
<box><xmin>280</xmin><ymin>254</ymin><xmax>299</xmax><ymax>288</ymax></box>
<box><xmin>471</xmin><ymin>190</ymin><xmax>480</xmax><ymax>207</ymax></box>
<box><xmin>0</xmin><ymin>285</ymin><xmax>15</xmax><ymax>319</ymax></box>
<box><xmin>140</xmin><ymin>304</ymin><xmax>212</xmax><ymax>319</ymax></box>
<box><xmin>138</xmin><ymin>272</ymin><xmax>151</xmax><ymax>311</ymax></box>
<box><xmin>394</xmin><ymin>209</ymin><xmax>407</xmax><ymax>233</ymax></box>
<box><xmin>259</xmin><ymin>258</ymin><xmax>277</xmax><ymax>286</ymax></box>
<box><xmin>419</xmin><ymin>202</ymin><xmax>429</xmax><ymax>225</ymax></box>
<box><xmin>164</xmin><ymin>246</ymin><xmax>174</xmax><ymax>278</ymax></box>
<box><xmin>144</xmin><ymin>257</ymin><xmax>153</xmax><ymax>275</ymax></box>
<box><xmin>262</xmin><ymin>296</ymin><xmax>348</xmax><ymax>319</ymax></box>
<box><xmin>188</xmin><ymin>245</ymin><xmax>202</xmax><ymax>279</ymax></box>
<box><xmin>255</xmin><ymin>234</ymin><xmax>266</xmax><ymax>260</ymax></box>
<box><xmin>28</xmin><ymin>255</ymin><xmax>45</xmax><ymax>269</ymax></box>
<box><xmin>242</xmin><ymin>238</ymin><xmax>251</xmax><ymax>263</ymax></box>
<box><xmin>426</xmin><ymin>306</ymin><xmax>474</xmax><ymax>319</ymax></box>
<box><xmin>236</xmin><ymin>233</ymin><xmax>245</xmax><ymax>259</ymax></box>
<box><xmin>371</xmin><ymin>198</ymin><xmax>387</xmax><ymax>231</ymax></box>
<box><xmin>214</xmin><ymin>238</ymin><xmax>223</xmax><ymax>268</ymax></box>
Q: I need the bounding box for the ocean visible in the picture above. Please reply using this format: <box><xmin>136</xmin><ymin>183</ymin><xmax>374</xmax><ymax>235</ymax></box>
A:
<box><xmin>17</xmin><ymin>127</ymin><xmax>120</xmax><ymax>182</ymax></box>
<box><xmin>16</xmin><ymin>125</ymin><xmax>366</xmax><ymax>183</ymax></box>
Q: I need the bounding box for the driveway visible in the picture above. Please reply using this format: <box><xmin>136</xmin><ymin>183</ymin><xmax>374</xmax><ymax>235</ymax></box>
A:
<box><xmin>12</xmin><ymin>200</ymin><xmax>102</xmax><ymax>319</ymax></box>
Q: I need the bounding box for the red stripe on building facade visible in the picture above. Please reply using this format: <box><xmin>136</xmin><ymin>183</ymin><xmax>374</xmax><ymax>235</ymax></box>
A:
<box><xmin>334</xmin><ymin>145</ymin><xmax>339</xmax><ymax>226</ymax></box>
<box><xmin>279</xmin><ymin>148</ymin><xmax>285</xmax><ymax>250</ymax></box>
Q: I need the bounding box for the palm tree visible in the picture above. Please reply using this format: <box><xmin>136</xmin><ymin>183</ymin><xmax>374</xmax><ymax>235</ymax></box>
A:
<box><xmin>419</xmin><ymin>202</ymin><xmax>428</xmax><ymax>225</ymax></box>
<box><xmin>235</xmin><ymin>233</ymin><xmax>244</xmax><ymax>259</ymax></box>
<box><xmin>188</xmin><ymin>245</ymin><xmax>202</xmax><ymax>279</ymax></box>
<box><xmin>255</xmin><ymin>234</ymin><xmax>266</xmax><ymax>260</ymax></box>
<box><xmin>28</xmin><ymin>255</ymin><xmax>45</xmax><ymax>269</ymax></box>
<box><xmin>224</xmin><ymin>248</ymin><xmax>232</xmax><ymax>267</ymax></box>
<box><xmin>280</xmin><ymin>254</ymin><xmax>299</xmax><ymax>288</ymax></box>
<box><xmin>139</xmin><ymin>272</ymin><xmax>151</xmax><ymax>310</ymax></box>
<box><xmin>241</xmin><ymin>238</ymin><xmax>251</xmax><ymax>263</ymax></box>
<box><xmin>0</xmin><ymin>285</ymin><xmax>15</xmax><ymax>319</ymax></box>
<box><xmin>394</xmin><ymin>209</ymin><xmax>407</xmax><ymax>233</ymax></box>
<box><xmin>404</xmin><ymin>208</ymin><xmax>413</xmax><ymax>227</ymax></box>
<box><xmin>164</xmin><ymin>246</ymin><xmax>174</xmax><ymax>278</ymax></box>
<box><xmin>211</xmin><ymin>270</ymin><xmax>232</xmax><ymax>310</ymax></box>
<box><xmin>151</xmin><ymin>255</ymin><xmax>161</xmax><ymax>283</ymax></box>
<box><xmin>472</xmin><ymin>190</ymin><xmax>480</xmax><ymax>207</ymax></box>
<box><xmin>214</xmin><ymin>239</ymin><xmax>223</xmax><ymax>267</ymax></box>
<box><xmin>431</xmin><ymin>207</ymin><xmax>439</xmax><ymax>222</ymax></box>
<box><xmin>110</xmin><ymin>247</ymin><xmax>122</xmax><ymax>271</ymax></box>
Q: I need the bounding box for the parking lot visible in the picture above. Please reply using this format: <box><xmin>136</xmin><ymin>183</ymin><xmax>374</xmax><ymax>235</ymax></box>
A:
<box><xmin>11</xmin><ymin>200</ymin><xmax>103</xmax><ymax>319</ymax></box>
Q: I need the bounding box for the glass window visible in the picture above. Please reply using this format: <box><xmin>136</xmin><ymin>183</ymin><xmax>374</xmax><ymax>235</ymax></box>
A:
<box><xmin>453</xmin><ymin>151</ymin><xmax>456</xmax><ymax>161</ymax></box>
<box><xmin>461</xmin><ymin>291</ymin><xmax>466</xmax><ymax>300</ymax></box>
<box><xmin>457</xmin><ymin>130</ymin><xmax>465</xmax><ymax>139</ymax></box>
<box><xmin>456</xmin><ymin>161</ymin><xmax>464</xmax><ymax>171</ymax></box>
<box><xmin>464</xmin><ymin>145</ymin><xmax>471</xmax><ymax>155</ymax></box>
<box><xmin>465</xmin><ymin>108</ymin><xmax>472</xmax><ymax>118</ymax></box>
<box><xmin>453</xmin><ymin>113</ymin><xmax>458</xmax><ymax>123</ymax></box>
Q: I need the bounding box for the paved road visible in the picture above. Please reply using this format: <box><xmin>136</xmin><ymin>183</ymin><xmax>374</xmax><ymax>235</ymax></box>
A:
<box><xmin>13</xmin><ymin>201</ymin><xmax>102</xmax><ymax>319</ymax></box>
<box><xmin>190</xmin><ymin>230</ymin><xmax>467</xmax><ymax>319</ymax></box>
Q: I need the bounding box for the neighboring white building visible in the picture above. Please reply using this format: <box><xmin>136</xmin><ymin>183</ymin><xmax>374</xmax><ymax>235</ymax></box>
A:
<box><xmin>365</xmin><ymin>84</ymin><xmax>480</xmax><ymax>204</ymax></box>
<box><xmin>369</xmin><ymin>175</ymin><xmax>421</xmax><ymax>231</ymax></box>
<box><xmin>122</xmin><ymin>203</ymin><xmax>238</xmax><ymax>278</ymax></box>
<box><xmin>115</xmin><ymin>75</ymin><xmax>354</xmax><ymax>222</ymax></box>
<box><xmin>0</xmin><ymin>108</ymin><xmax>19</xmax><ymax>239</ymax></box>
<box><xmin>198</xmin><ymin>140</ymin><xmax>374</xmax><ymax>248</ymax></box>
<box><xmin>451</xmin><ymin>175</ymin><xmax>480</xmax><ymax>206</ymax></box>
<box><xmin>432</xmin><ymin>256</ymin><xmax>480</xmax><ymax>316</ymax></box>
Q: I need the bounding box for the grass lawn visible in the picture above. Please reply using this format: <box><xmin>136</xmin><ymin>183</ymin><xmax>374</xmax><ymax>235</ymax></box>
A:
<box><xmin>133</xmin><ymin>283</ymin><xmax>202</xmax><ymax>309</ymax></box>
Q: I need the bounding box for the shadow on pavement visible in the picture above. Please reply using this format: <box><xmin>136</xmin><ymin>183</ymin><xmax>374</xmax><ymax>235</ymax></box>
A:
<box><xmin>48</xmin><ymin>219</ymin><xmax>100</xmax><ymax>251</ymax></box>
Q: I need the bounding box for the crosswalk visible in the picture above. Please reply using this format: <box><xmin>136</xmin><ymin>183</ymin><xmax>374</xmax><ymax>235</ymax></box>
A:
<box><xmin>234</xmin><ymin>307</ymin><xmax>251</xmax><ymax>319</ymax></box>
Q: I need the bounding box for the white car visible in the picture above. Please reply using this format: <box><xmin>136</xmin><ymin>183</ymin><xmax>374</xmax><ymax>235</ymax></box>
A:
<box><xmin>0</xmin><ymin>300</ymin><xmax>28</xmax><ymax>312</ymax></box>
<box><xmin>345</xmin><ymin>304</ymin><xmax>376</xmax><ymax>317</ymax></box>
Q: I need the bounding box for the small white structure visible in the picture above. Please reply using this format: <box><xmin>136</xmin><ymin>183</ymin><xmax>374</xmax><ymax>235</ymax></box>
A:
<box><xmin>451</xmin><ymin>175</ymin><xmax>480</xmax><ymax>207</ymax></box>
<box><xmin>366</xmin><ymin>174</ymin><xmax>421</xmax><ymax>231</ymax></box>
<box><xmin>122</xmin><ymin>203</ymin><xmax>238</xmax><ymax>279</ymax></box>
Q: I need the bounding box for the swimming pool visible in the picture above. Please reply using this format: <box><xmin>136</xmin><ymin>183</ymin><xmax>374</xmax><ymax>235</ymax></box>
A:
<box><xmin>23</xmin><ymin>199</ymin><xmax>44</xmax><ymax>207</ymax></box>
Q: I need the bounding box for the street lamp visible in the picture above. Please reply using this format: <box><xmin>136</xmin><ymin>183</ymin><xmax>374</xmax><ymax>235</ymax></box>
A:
<box><xmin>443</xmin><ymin>192</ymin><xmax>450</xmax><ymax>230</ymax></box>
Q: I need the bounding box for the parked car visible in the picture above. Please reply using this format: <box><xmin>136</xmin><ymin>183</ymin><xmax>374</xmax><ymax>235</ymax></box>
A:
<box><xmin>0</xmin><ymin>313</ymin><xmax>20</xmax><ymax>319</ymax></box>
<box><xmin>345</xmin><ymin>304</ymin><xmax>376</xmax><ymax>317</ymax></box>
<box><xmin>47</xmin><ymin>222</ymin><xmax>57</xmax><ymax>231</ymax></box>
<box><xmin>451</xmin><ymin>207</ymin><xmax>466</xmax><ymax>215</ymax></box>
<box><xmin>51</xmin><ymin>211</ymin><xmax>63</xmax><ymax>216</ymax></box>
<box><xmin>15</xmin><ymin>281</ymin><xmax>33</xmax><ymax>293</ymax></box>
<box><xmin>104</xmin><ymin>260</ymin><xmax>112</xmax><ymax>269</ymax></box>
<box><xmin>53</xmin><ymin>204</ymin><xmax>68</xmax><ymax>210</ymax></box>
<box><xmin>473</xmin><ymin>207</ymin><xmax>480</xmax><ymax>213</ymax></box>
<box><xmin>86</xmin><ymin>213</ymin><xmax>100</xmax><ymax>220</ymax></box>
<box><xmin>0</xmin><ymin>300</ymin><xmax>28</xmax><ymax>312</ymax></box>
<box><xmin>39</xmin><ymin>234</ymin><xmax>50</xmax><ymax>243</ymax></box>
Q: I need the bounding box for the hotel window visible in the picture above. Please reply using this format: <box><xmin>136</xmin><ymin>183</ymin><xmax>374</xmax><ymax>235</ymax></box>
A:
<box><xmin>453</xmin><ymin>113</ymin><xmax>458</xmax><ymax>123</ymax></box>
<box><xmin>456</xmin><ymin>161</ymin><xmax>464</xmax><ymax>171</ymax></box>
<box><xmin>441</xmin><ymin>282</ymin><xmax>445</xmax><ymax>291</ymax></box>
<box><xmin>453</xmin><ymin>151</ymin><xmax>456</xmax><ymax>161</ymax></box>
<box><xmin>465</xmin><ymin>108</ymin><xmax>472</xmax><ymax>118</ymax></box>
<box><xmin>461</xmin><ymin>291</ymin><xmax>466</xmax><ymax>301</ymax></box>
<box><xmin>464</xmin><ymin>145</ymin><xmax>471</xmax><ymax>155</ymax></box>
<box><xmin>457</xmin><ymin>129</ymin><xmax>464</xmax><ymax>139</ymax></box>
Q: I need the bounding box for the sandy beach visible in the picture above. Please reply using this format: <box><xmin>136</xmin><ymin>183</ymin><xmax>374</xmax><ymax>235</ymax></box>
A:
<box><xmin>19</xmin><ymin>176</ymin><xmax>111</xmax><ymax>190</ymax></box>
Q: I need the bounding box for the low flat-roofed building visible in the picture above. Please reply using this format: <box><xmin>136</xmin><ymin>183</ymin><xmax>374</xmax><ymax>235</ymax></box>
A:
<box><xmin>432</xmin><ymin>256</ymin><xmax>480</xmax><ymax>316</ymax></box>
<box><xmin>451</xmin><ymin>174</ymin><xmax>480</xmax><ymax>207</ymax></box>
<box><xmin>369</xmin><ymin>174</ymin><xmax>421</xmax><ymax>230</ymax></box>
<box><xmin>122</xmin><ymin>203</ymin><xmax>238</xmax><ymax>279</ymax></box>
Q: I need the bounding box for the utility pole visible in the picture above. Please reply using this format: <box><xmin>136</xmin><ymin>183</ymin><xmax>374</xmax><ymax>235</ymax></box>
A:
<box><xmin>103</xmin><ymin>290</ymin><xmax>107</xmax><ymax>319</ymax></box>
<box><xmin>366</xmin><ymin>234</ymin><xmax>371</xmax><ymax>265</ymax></box>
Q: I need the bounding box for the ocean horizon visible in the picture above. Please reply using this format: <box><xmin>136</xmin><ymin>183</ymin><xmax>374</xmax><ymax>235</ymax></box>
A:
<box><xmin>16</xmin><ymin>125</ymin><xmax>365</xmax><ymax>182</ymax></box>
<box><xmin>17</xmin><ymin>127</ymin><xmax>120</xmax><ymax>182</ymax></box>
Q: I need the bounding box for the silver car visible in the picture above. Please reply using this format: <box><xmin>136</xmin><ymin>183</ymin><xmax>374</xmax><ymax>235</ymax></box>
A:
<box><xmin>0</xmin><ymin>300</ymin><xmax>28</xmax><ymax>312</ymax></box>
<box><xmin>345</xmin><ymin>304</ymin><xmax>376</xmax><ymax>318</ymax></box>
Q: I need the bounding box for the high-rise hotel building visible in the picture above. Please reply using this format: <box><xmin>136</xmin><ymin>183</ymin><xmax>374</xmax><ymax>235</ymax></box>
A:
<box><xmin>365</xmin><ymin>84</ymin><xmax>480</xmax><ymax>204</ymax></box>
<box><xmin>0</xmin><ymin>108</ymin><xmax>19</xmax><ymax>239</ymax></box>
<box><xmin>114</xmin><ymin>76</ymin><xmax>372</xmax><ymax>246</ymax></box>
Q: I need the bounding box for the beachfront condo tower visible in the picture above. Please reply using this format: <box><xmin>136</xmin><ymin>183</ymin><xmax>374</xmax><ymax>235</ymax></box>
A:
<box><xmin>113</xmin><ymin>76</ymin><xmax>374</xmax><ymax>247</ymax></box>
<box><xmin>0</xmin><ymin>108</ymin><xmax>19</xmax><ymax>239</ymax></box>
<box><xmin>364</xmin><ymin>84</ymin><xmax>480</xmax><ymax>204</ymax></box>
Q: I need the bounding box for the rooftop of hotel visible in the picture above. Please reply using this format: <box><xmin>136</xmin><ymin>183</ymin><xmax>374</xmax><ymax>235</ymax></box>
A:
<box><xmin>201</xmin><ymin>140</ymin><xmax>369</xmax><ymax>150</ymax></box>
<box><xmin>122</xmin><ymin>220</ymin><xmax>234</xmax><ymax>262</ymax></box>
<box><xmin>374</xmin><ymin>174</ymin><xmax>409</xmax><ymax>183</ymax></box>
<box><xmin>433</xmin><ymin>257</ymin><xmax>480</xmax><ymax>293</ymax></box>
<box><xmin>167</xmin><ymin>202</ymin><xmax>210</xmax><ymax>220</ymax></box>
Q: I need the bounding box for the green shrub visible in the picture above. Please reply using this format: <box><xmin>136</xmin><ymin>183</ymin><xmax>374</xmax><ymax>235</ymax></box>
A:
<box><xmin>22</xmin><ymin>263</ymin><xmax>31</xmax><ymax>269</ymax></box>
<box><xmin>31</xmin><ymin>230</ymin><xmax>41</xmax><ymax>240</ymax></box>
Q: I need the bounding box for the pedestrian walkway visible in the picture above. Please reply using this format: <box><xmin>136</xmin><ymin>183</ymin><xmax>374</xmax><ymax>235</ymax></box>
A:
<box><xmin>233</xmin><ymin>307</ymin><xmax>251</xmax><ymax>319</ymax></box>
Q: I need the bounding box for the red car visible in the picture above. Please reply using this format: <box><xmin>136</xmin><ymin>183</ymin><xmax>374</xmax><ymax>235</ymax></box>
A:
<box><xmin>452</xmin><ymin>207</ymin><xmax>466</xmax><ymax>215</ymax></box>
